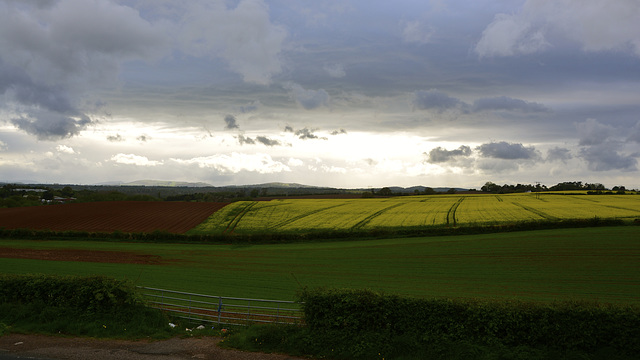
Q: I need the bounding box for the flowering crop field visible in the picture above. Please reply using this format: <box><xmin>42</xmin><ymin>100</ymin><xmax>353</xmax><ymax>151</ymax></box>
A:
<box><xmin>189</xmin><ymin>193</ymin><xmax>640</xmax><ymax>234</ymax></box>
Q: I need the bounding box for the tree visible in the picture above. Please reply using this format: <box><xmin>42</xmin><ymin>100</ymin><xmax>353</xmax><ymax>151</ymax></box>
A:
<box><xmin>378</xmin><ymin>187</ymin><xmax>392</xmax><ymax>196</ymax></box>
<box><xmin>41</xmin><ymin>191</ymin><xmax>54</xmax><ymax>201</ymax></box>
<box><xmin>481</xmin><ymin>182</ymin><xmax>500</xmax><ymax>193</ymax></box>
<box><xmin>60</xmin><ymin>186</ymin><xmax>74</xmax><ymax>197</ymax></box>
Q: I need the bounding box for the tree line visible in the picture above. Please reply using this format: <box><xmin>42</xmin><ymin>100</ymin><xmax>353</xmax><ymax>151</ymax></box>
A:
<box><xmin>480</xmin><ymin>181</ymin><xmax>631</xmax><ymax>194</ymax></box>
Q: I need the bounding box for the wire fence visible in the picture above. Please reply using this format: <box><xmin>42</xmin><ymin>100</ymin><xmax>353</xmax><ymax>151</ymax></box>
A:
<box><xmin>138</xmin><ymin>286</ymin><xmax>304</xmax><ymax>327</ymax></box>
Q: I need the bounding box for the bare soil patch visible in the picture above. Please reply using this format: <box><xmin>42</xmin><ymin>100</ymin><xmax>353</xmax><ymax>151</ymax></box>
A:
<box><xmin>0</xmin><ymin>201</ymin><xmax>228</xmax><ymax>234</ymax></box>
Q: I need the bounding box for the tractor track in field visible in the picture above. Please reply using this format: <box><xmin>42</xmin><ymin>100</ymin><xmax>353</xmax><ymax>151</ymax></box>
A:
<box><xmin>267</xmin><ymin>203</ymin><xmax>347</xmax><ymax>230</ymax></box>
<box><xmin>351</xmin><ymin>203</ymin><xmax>404</xmax><ymax>229</ymax></box>
<box><xmin>446</xmin><ymin>197</ymin><xmax>465</xmax><ymax>227</ymax></box>
<box><xmin>223</xmin><ymin>202</ymin><xmax>258</xmax><ymax>234</ymax></box>
<box><xmin>511</xmin><ymin>202</ymin><xmax>559</xmax><ymax>221</ymax></box>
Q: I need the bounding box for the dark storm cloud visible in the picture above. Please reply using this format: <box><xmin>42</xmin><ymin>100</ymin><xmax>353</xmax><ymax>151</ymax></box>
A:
<box><xmin>137</xmin><ymin>134</ymin><xmax>150</xmax><ymax>142</ymax></box>
<box><xmin>0</xmin><ymin>0</ymin><xmax>166</xmax><ymax>140</ymax></box>
<box><xmin>476</xmin><ymin>141</ymin><xmax>539</xmax><ymax>160</ymax></box>
<box><xmin>294</xmin><ymin>127</ymin><xmax>327</xmax><ymax>140</ymax></box>
<box><xmin>412</xmin><ymin>89</ymin><xmax>466</xmax><ymax>112</ymax></box>
<box><xmin>283</xmin><ymin>126</ymin><xmax>326</xmax><ymax>140</ymax></box>
<box><xmin>224</xmin><ymin>114</ymin><xmax>239</xmax><ymax>130</ymax></box>
<box><xmin>237</xmin><ymin>134</ymin><xmax>255</xmax><ymax>145</ymax></box>
<box><xmin>626</xmin><ymin>121</ymin><xmax>640</xmax><ymax>143</ymax></box>
<box><xmin>237</xmin><ymin>134</ymin><xmax>282</xmax><ymax>147</ymax></box>
<box><xmin>330</xmin><ymin>128</ymin><xmax>347</xmax><ymax>135</ymax></box>
<box><xmin>472</xmin><ymin>96</ymin><xmax>549</xmax><ymax>113</ymax></box>
<box><xmin>546</xmin><ymin>147</ymin><xmax>572</xmax><ymax>163</ymax></box>
<box><xmin>255</xmin><ymin>136</ymin><xmax>281</xmax><ymax>147</ymax></box>
<box><xmin>580</xmin><ymin>143</ymin><xmax>637</xmax><ymax>171</ymax></box>
<box><xmin>426</xmin><ymin>145</ymin><xmax>472</xmax><ymax>163</ymax></box>
<box><xmin>1</xmin><ymin>60</ymin><xmax>94</xmax><ymax>140</ymax></box>
<box><xmin>576</xmin><ymin>118</ymin><xmax>614</xmax><ymax>146</ymax></box>
<box><xmin>11</xmin><ymin>113</ymin><xmax>92</xmax><ymax>140</ymax></box>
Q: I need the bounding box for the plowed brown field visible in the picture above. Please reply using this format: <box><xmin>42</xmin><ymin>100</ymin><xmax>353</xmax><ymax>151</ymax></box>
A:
<box><xmin>0</xmin><ymin>201</ymin><xmax>228</xmax><ymax>234</ymax></box>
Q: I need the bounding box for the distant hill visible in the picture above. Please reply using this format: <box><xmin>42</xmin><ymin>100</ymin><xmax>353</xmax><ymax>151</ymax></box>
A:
<box><xmin>119</xmin><ymin>180</ymin><xmax>213</xmax><ymax>187</ymax></box>
<box><xmin>227</xmin><ymin>182</ymin><xmax>329</xmax><ymax>189</ymax></box>
<box><xmin>6</xmin><ymin>179</ymin><xmax>468</xmax><ymax>195</ymax></box>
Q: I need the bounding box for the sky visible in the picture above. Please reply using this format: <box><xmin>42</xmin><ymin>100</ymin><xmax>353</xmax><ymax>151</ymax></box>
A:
<box><xmin>1</xmin><ymin>0</ymin><xmax>639</xmax><ymax>189</ymax></box>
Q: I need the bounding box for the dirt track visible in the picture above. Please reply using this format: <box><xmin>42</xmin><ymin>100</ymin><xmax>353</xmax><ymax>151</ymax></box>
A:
<box><xmin>0</xmin><ymin>334</ymin><xmax>305</xmax><ymax>360</ymax></box>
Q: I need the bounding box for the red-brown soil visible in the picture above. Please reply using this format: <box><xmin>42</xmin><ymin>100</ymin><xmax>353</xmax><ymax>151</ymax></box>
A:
<box><xmin>0</xmin><ymin>201</ymin><xmax>228</xmax><ymax>234</ymax></box>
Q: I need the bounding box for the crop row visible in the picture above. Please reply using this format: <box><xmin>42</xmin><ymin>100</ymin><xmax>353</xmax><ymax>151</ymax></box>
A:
<box><xmin>189</xmin><ymin>193</ymin><xmax>640</xmax><ymax>234</ymax></box>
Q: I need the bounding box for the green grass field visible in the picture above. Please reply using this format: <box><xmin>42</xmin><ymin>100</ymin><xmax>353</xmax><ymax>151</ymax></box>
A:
<box><xmin>188</xmin><ymin>193</ymin><xmax>640</xmax><ymax>234</ymax></box>
<box><xmin>1</xmin><ymin>226</ymin><xmax>638</xmax><ymax>304</ymax></box>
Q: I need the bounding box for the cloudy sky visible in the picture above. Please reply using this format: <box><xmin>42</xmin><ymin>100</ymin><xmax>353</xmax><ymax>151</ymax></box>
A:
<box><xmin>1</xmin><ymin>0</ymin><xmax>639</xmax><ymax>189</ymax></box>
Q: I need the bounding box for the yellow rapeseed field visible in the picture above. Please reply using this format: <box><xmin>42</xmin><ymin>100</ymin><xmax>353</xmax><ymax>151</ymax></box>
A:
<box><xmin>189</xmin><ymin>193</ymin><xmax>640</xmax><ymax>234</ymax></box>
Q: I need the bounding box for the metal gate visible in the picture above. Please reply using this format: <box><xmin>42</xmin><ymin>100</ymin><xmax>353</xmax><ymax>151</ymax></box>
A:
<box><xmin>138</xmin><ymin>286</ymin><xmax>303</xmax><ymax>326</ymax></box>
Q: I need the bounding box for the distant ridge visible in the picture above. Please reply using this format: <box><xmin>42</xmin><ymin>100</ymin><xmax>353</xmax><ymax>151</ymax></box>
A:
<box><xmin>120</xmin><ymin>180</ymin><xmax>213</xmax><ymax>187</ymax></box>
<box><xmin>6</xmin><ymin>179</ymin><xmax>469</xmax><ymax>193</ymax></box>
<box><xmin>228</xmin><ymin>182</ymin><xmax>328</xmax><ymax>189</ymax></box>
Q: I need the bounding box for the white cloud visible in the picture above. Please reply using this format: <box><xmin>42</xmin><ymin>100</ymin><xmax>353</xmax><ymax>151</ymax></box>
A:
<box><xmin>323</xmin><ymin>63</ymin><xmax>346</xmax><ymax>78</ymax></box>
<box><xmin>56</xmin><ymin>144</ymin><xmax>75</xmax><ymax>154</ymax></box>
<box><xmin>171</xmin><ymin>153</ymin><xmax>290</xmax><ymax>174</ymax></box>
<box><xmin>320</xmin><ymin>164</ymin><xmax>347</xmax><ymax>174</ymax></box>
<box><xmin>288</xmin><ymin>158</ymin><xmax>304</xmax><ymax>167</ymax></box>
<box><xmin>476</xmin><ymin>0</ymin><xmax>640</xmax><ymax>58</ymax></box>
<box><xmin>174</xmin><ymin>0</ymin><xmax>287</xmax><ymax>84</ymax></box>
<box><xmin>111</xmin><ymin>153</ymin><xmax>163</xmax><ymax>166</ymax></box>
<box><xmin>0</xmin><ymin>140</ymin><xmax>7</xmax><ymax>151</ymax></box>
<box><xmin>401</xmin><ymin>20</ymin><xmax>434</xmax><ymax>45</ymax></box>
<box><xmin>475</xmin><ymin>13</ymin><xmax>548</xmax><ymax>58</ymax></box>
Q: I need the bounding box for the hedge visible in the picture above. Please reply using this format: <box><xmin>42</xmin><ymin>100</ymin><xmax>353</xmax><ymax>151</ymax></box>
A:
<box><xmin>0</xmin><ymin>218</ymin><xmax>631</xmax><ymax>244</ymax></box>
<box><xmin>299</xmin><ymin>288</ymin><xmax>640</xmax><ymax>357</ymax></box>
<box><xmin>0</xmin><ymin>274</ymin><xmax>141</xmax><ymax>313</ymax></box>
